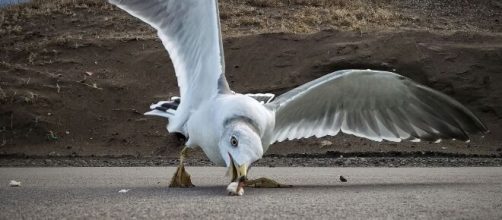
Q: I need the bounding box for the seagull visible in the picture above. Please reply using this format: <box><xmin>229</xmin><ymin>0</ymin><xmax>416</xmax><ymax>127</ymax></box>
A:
<box><xmin>109</xmin><ymin>0</ymin><xmax>488</xmax><ymax>195</ymax></box>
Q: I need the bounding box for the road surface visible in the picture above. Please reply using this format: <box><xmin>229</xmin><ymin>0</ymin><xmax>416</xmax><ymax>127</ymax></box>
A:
<box><xmin>1</xmin><ymin>167</ymin><xmax>502</xmax><ymax>219</ymax></box>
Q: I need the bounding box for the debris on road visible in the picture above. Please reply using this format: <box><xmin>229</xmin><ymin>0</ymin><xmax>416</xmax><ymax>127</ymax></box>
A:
<box><xmin>340</xmin><ymin>175</ymin><xmax>347</xmax><ymax>182</ymax></box>
<box><xmin>118</xmin><ymin>189</ymin><xmax>130</xmax><ymax>193</ymax></box>
<box><xmin>227</xmin><ymin>182</ymin><xmax>244</xmax><ymax>196</ymax></box>
<box><xmin>320</xmin><ymin>140</ymin><xmax>333</xmax><ymax>148</ymax></box>
<box><xmin>9</xmin><ymin>180</ymin><xmax>21</xmax><ymax>187</ymax></box>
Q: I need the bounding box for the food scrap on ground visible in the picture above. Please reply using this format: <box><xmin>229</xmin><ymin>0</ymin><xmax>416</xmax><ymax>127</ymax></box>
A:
<box><xmin>9</xmin><ymin>180</ymin><xmax>21</xmax><ymax>187</ymax></box>
<box><xmin>227</xmin><ymin>182</ymin><xmax>244</xmax><ymax>196</ymax></box>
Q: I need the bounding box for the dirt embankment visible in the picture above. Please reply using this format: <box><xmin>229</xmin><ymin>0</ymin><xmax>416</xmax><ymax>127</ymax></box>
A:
<box><xmin>0</xmin><ymin>0</ymin><xmax>501</xmax><ymax>159</ymax></box>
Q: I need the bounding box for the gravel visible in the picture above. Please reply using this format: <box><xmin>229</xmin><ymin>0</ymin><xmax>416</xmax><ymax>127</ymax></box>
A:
<box><xmin>1</xmin><ymin>152</ymin><xmax>502</xmax><ymax>167</ymax></box>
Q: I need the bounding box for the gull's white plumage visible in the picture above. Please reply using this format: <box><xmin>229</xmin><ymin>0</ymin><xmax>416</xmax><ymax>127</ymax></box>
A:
<box><xmin>109</xmin><ymin>0</ymin><xmax>488</xmax><ymax>177</ymax></box>
<box><xmin>109</xmin><ymin>0</ymin><xmax>229</xmax><ymax>135</ymax></box>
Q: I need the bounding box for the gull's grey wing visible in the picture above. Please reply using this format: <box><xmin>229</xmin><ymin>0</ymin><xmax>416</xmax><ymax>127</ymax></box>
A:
<box><xmin>109</xmin><ymin>0</ymin><xmax>230</xmax><ymax>133</ymax></box>
<box><xmin>265</xmin><ymin>69</ymin><xmax>488</xmax><ymax>144</ymax></box>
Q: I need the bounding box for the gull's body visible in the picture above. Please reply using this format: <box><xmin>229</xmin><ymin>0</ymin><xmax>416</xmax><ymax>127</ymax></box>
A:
<box><xmin>109</xmin><ymin>0</ymin><xmax>488</xmax><ymax>195</ymax></box>
<box><xmin>186</xmin><ymin>94</ymin><xmax>274</xmax><ymax>166</ymax></box>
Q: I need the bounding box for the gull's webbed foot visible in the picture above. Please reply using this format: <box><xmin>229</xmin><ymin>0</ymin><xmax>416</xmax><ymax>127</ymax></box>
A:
<box><xmin>169</xmin><ymin>164</ymin><xmax>194</xmax><ymax>188</ymax></box>
<box><xmin>169</xmin><ymin>147</ymin><xmax>194</xmax><ymax>188</ymax></box>
<box><xmin>244</xmin><ymin>177</ymin><xmax>292</xmax><ymax>188</ymax></box>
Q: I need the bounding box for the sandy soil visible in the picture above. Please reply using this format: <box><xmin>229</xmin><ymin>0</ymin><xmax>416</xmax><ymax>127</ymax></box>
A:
<box><xmin>0</xmin><ymin>0</ymin><xmax>501</xmax><ymax>159</ymax></box>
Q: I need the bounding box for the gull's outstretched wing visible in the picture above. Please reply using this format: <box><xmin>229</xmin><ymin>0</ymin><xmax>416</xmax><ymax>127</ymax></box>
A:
<box><xmin>109</xmin><ymin>0</ymin><xmax>230</xmax><ymax>133</ymax></box>
<box><xmin>265</xmin><ymin>69</ymin><xmax>488</xmax><ymax>144</ymax></box>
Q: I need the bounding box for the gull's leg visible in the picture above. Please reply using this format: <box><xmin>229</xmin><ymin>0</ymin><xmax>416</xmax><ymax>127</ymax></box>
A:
<box><xmin>244</xmin><ymin>177</ymin><xmax>292</xmax><ymax>188</ymax></box>
<box><xmin>169</xmin><ymin>146</ymin><xmax>195</xmax><ymax>188</ymax></box>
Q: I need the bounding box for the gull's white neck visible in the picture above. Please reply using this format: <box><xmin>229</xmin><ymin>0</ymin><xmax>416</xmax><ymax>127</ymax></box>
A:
<box><xmin>185</xmin><ymin>93</ymin><xmax>274</xmax><ymax>166</ymax></box>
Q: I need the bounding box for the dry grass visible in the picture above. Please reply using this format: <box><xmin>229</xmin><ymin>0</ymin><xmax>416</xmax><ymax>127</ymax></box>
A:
<box><xmin>0</xmin><ymin>88</ymin><xmax>37</xmax><ymax>104</ymax></box>
<box><xmin>231</xmin><ymin>0</ymin><xmax>389</xmax><ymax>7</ymax></box>
<box><xmin>0</xmin><ymin>86</ymin><xmax>7</xmax><ymax>103</ymax></box>
<box><xmin>0</xmin><ymin>0</ymin><xmax>409</xmax><ymax>38</ymax></box>
<box><xmin>1</xmin><ymin>0</ymin><xmax>493</xmax><ymax>73</ymax></box>
<box><xmin>16</xmin><ymin>0</ymin><xmax>107</xmax><ymax>14</ymax></box>
<box><xmin>0</xmin><ymin>0</ymin><xmax>107</xmax><ymax>25</ymax></box>
<box><xmin>0</xmin><ymin>0</ymin><xmax>495</xmax><ymax>41</ymax></box>
<box><xmin>220</xmin><ymin>0</ymin><xmax>405</xmax><ymax>35</ymax></box>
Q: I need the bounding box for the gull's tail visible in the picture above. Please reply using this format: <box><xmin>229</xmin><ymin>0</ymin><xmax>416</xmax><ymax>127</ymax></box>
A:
<box><xmin>144</xmin><ymin>96</ymin><xmax>180</xmax><ymax>120</ymax></box>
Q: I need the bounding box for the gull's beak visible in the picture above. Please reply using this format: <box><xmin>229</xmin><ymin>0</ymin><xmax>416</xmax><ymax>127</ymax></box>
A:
<box><xmin>237</xmin><ymin>163</ymin><xmax>247</xmax><ymax>181</ymax></box>
<box><xmin>227</xmin><ymin>153</ymin><xmax>248</xmax><ymax>182</ymax></box>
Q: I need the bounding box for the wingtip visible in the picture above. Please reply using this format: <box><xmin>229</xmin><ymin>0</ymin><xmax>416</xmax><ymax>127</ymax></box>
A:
<box><xmin>144</xmin><ymin>110</ymin><xmax>172</xmax><ymax>119</ymax></box>
<box><xmin>144</xmin><ymin>110</ymin><xmax>156</xmax><ymax>116</ymax></box>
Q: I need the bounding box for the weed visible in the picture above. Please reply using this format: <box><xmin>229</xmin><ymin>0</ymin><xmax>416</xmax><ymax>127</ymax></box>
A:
<box><xmin>0</xmin><ymin>86</ymin><xmax>7</xmax><ymax>102</ymax></box>
<box><xmin>47</xmin><ymin>130</ymin><xmax>58</xmax><ymax>141</ymax></box>
<box><xmin>28</xmin><ymin>52</ymin><xmax>37</xmax><ymax>64</ymax></box>
<box><xmin>23</xmin><ymin>91</ymin><xmax>38</xmax><ymax>104</ymax></box>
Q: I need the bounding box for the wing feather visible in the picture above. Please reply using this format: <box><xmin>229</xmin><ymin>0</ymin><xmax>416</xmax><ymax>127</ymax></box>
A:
<box><xmin>266</xmin><ymin>69</ymin><xmax>488</xmax><ymax>144</ymax></box>
<box><xmin>109</xmin><ymin>0</ymin><xmax>230</xmax><ymax>133</ymax></box>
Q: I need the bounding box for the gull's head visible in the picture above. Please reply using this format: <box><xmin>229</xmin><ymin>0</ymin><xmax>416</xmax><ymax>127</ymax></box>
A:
<box><xmin>219</xmin><ymin>117</ymin><xmax>263</xmax><ymax>182</ymax></box>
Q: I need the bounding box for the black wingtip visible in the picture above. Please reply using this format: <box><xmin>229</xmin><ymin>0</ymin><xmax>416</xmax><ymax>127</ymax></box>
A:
<box><xmin>160</xmin><ymin>101</ymin><xmax>179</xmax><ymax>110</ymax></box>
<box><xmin>154</xmin><ymin>106</ymin><xmax>169</xmax><ymax>112</ymax></box>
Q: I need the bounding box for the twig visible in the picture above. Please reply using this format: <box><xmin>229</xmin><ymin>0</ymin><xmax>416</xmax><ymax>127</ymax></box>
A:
<box><xmin>0</xmin><ymin>86</ymin><xmax>6</xmax><ymax>100</ymax></box>
<box><xmin>82</xmin><ymin>83</ymin><xmax>103</xmax><ymax>90</ymax></box>
<box><xmin>56</xmin><ymin>83</ymin><xmax>61</xmax><ymax>93</ymax></box>
<box><xmin>10</xmin><ymin>91</ymin><xmax>16</xmax><ymax>103</ymax></box>
<box><xmin>10</xmin><ymin>113</ymin><xmax>13</xmax><ymax>130</ymax></box>
<box><xmin>0</xmin><ymin>11</ymin><xmax>4</xmax><ymax>26</ymax></box>
<box><xmin>28</xmin><ymin>52</ymin><xmax>36</xmax><ymax>64</ymax></box>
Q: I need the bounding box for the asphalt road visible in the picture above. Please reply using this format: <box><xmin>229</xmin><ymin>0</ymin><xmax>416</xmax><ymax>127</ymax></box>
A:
<box><xmin>1</xmin><ymin>167</ymin><xmax>502</xmax><ymax>219</ymax></box>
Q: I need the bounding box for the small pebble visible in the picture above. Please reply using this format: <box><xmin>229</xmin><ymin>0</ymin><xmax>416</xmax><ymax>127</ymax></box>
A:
<box><xmin>340</xmin><ymin>175</ymin><xmax>347</xmax><ymax>182</ymax></box>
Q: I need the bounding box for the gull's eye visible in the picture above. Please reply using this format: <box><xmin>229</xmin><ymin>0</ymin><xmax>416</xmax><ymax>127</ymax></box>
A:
<box><xmin>230</xmin><ymin>136</ymin><xmax>238</xmax><ymax>147</ymax></box>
